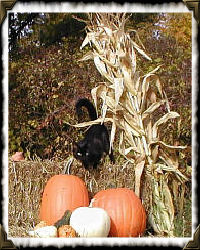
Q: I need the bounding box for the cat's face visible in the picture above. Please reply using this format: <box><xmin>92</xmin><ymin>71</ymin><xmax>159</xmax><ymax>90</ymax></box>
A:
<box><xmin>73</xmin><ymin>142</ymin><xmax>90</xmax><ymax>166</ymax></box>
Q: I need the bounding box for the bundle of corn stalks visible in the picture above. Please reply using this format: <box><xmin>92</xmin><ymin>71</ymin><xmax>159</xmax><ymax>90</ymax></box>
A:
<box><xmin>73</xmin><ymin>13</ymin><xmax>189</xmax><ymax>236</ymax></box>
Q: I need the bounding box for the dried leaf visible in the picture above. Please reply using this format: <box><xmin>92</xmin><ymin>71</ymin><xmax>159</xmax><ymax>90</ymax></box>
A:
<box><xmin>124</xmin><ymin>146</ymin><xmax>136</xmax><ymax>155</ymax></box>
<box><xmin>96</xmin><ymin>51</ymin><xmax>118</xmax><ymax>68</ymax></box>
<box><xmin>94</xmin><ymin>55</ymin><xmax>114</xmax><ymax>83</ymax></box>
<box><xmin>80</xmin><ymin>32</ymin><xmax>91</xmax><ymax>49</ymax></box>
<box><xmin>159</xmin><ymin>150</ymin><xmax>179</xmax><ymax>170</ymax></box>
<box><xmin>124</xmin><ymin>120</ymin><xmax>140</xmax><ymax>138</ymax></box>
<box><xmin>91</xmin><ymin>85</ymin><xmax>107</xmax><ymax>109</ymax></box>
<box><xmin>110</xmin><ymin>118</ymin><xmax>116</xmax><ymax>153</ymax></box>
<box><xmin>133</xmin><ymin>71</ymin><xmax>140</xmax><ymax>92</ymax></box>
<box><xmin>105</xmin><ymin>95</ymin><xmax>116</xmax><ymax>111</ymax></box>
<box><xmin>152</xmin><ymin>112</ymin><xmax>180</xmax><ymax>139</ymax></box>
<box><xmin>163</xmin><ymin>181</ymin><xmax>174</xmax><ymax>225</ymax></box>
<box><xmin>151</xmin><ymin>145</ymin><xmax>159</xmax><ymax>163</ymax></box>
<box><xmin>73</xmin><ymin>117</ymin><xmax>113</xmax><ymax>128</ymax></box>
<box><xmin>155</xmin><ymin>163</ymin><xmax>188</xmax><ymax>182</ymax></box>
<box><xmin>155</xmin><ymin>77</ymin><xmax>164</xmax><ymax>98</ymax></box>
<box><xmin>140</xmin><ymin>75</ymin><xmax>150</xmax><ymax>111</ymax></box>
<box><xmin>150</xmin><ymin>140</ymin><xmax>186</xmax><ymax>150</ymax></box>
<box><xmin>130</xmin><ymin>39</ymin><xmax>152</xmax><ymax>61</ymax></box>
<box><xmin>145</xmin><ymin>118</ymin><xmax>153</xmax><ymax>143</ymax></box>
<box><xmin>114</xmin><ymin>78</ymin><xmax>124</xmax><ymax>107</ymax></box>
<box><xmin>119</xmin><ymin>130</ymin><xmax>125</xmax><ymax>155</ymax></box>
<box><xmin>142</xmin><ymin>100</ymin><xmax>166</xmax><ymax>120</ymax></box>
<box><xmin>124</xmin><ymin>112</ymin><xmax>143</xmax><ymax>136</ymax></box>
<box><xmin>103</xmin><ymin>26</ymin><xmax>113</xmax><ymax>37</ymax></box>
<box><xmin>123</xmin><ymin>123</ymin><xmax>136</xmax><ymax>146</ymax></box>
<box><xmin>135</xmin><ymin>160</ymin><xmax>145</xmax><ymax>197</ymax></box>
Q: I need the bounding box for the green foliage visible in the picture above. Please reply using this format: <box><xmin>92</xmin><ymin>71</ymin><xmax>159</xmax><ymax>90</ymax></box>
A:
<box><xmin>39</xmin><ymin>13</ymin><xmax>87</xmax><ymax>46</ymax></box>
<box><xmin>9</xmin><ymin>13</ymin><xmax>40</xmax><ymax>57</ymax></box>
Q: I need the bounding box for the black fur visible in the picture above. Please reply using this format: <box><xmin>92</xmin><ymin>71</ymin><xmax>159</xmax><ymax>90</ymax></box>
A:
<box><xmin>73</xmin><ymin>98</ymin><xmax>114</xmax><ymax>169</ymax></box>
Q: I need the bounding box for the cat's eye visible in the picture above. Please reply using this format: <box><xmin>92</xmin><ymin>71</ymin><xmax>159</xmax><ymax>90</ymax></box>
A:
<box><xmin>86</xmin><ymin>152</ymin><xmax>89</xmax><ymax>156</ymax></box>
<box><xmin>77</xmin><ymin>152</ymin><xmax>82</xmax><ymax>156</ymax></box>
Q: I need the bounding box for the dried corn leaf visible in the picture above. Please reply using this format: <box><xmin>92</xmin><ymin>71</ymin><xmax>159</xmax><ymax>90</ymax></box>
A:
<box><xmin>141</xmin><ymin>68</ymin><xmax>161</xmax><ymax>111</ymax></box>
<box><xmin>97</xmin><ymin>52</ymin><xmax>118</xmax><ymax>68</ymax></box>
<box><xmin>121</xmin><ymin>93</ymin><xmax>138</xmax><ymax>116</ymax></box>
<box><xmin>109</xmin><ymin>118</ymin><xmax>116</xmax><ymax>153</ymax></box>
<box><xmin>103</xmin><ymin>26</ymin><xmax>113</xmax><ymax>37</ymax></box>
<box><xmin>123</xmin><ymin>124</ymin><xmax>136</xmax><ymax>146</ymax></box>
<box><xmin>151</xmin><ymin>145</ymin><xmax>159</xmax><ymax>163</ymax></box>
<box><xmin>155</xmin><ymin>163</ymin><xmax>188</xmax><ymax>182</ymax></box>
<box><xmin>73</xmin><ymin>117</ymin><xmax>113</xmax><ymax>128</ymax></box>
<box><xmin>134</xmin><ymin>136</ymin><xmax>145</xmax><ymax>157</ymax></box>
<box><xmin>114</xmin><ymin>78</ymin><xmax>124</xmax><ymax>107</ymax></box>
<box><xmin>133</xmin><ymin>71</ymin><xmax>141</xmax><ymax>93</ymax></box>
<box><xmin>124</xmin><ymin>112</ymin><xmax>143</xmax><ymax>136</ymax></box>
<box><xmin>163</xmin><ymin>181</ymin><xmax>174</xmax><ymax>225</ymax></box>
<box><xmin>118</xmin><ymin>131</ymin><xmax>136</xmax><ymax>161</ymax></box>
<box><xmin>135</xmin><ymin>160</ymin><xmax>145</xmax><ymax>197</ymax></box>
<box><xmin>91</xmin><ymin>85</ymin><xmax>107</xmax><ymax>109</ymax></box>
<box><xmin>172</xmin><ymin>179</ymin><xmax>179</xmax><ymax>205</ymax></box>
<box><xmin>94</xmin><ymin>56</ymin><xmax>114</xmax><ymax>84</ymax></box>
<box><xmin>124</xmin><ymin>120</ymin><xmax>140</xmax><ymax>138</ymax></box>
<box><xmin>155</xmin><ymin>77</ymin><xmax>164</xmax><ymax>98</ymax></box>
<box><xmin>101</xmin><ymin>100</ymin><xmax>107</xmax><ymax>123</ymax></box>
<box><xmin>159</xmin><ymin>151</ymin><xmax>179</xmax><ymax>170</ymax></box>
<box><xmin>92</xmin><ymin>39</ymin><xmax>105</xmax><ymax>55</ymax></box>
<box><xmin>140</xmin><ymin>75</ymin><xmax>150</xmax><ymax>111</ymax></box>
<box><xmin>123</xmin><ymin>72</ymin><xmax>137</xmax><ymax>96</ymax></box>
<box><xmin>79</xmin><ymin>51</ymin><xmax>94</xmax><ymax>61</ymax></box>
<box><xmin>145</xmin><ymin>118</ymin><xmax>153</xmax><ymax>143</ymax></box>
<box><xmin>163</xmin><ymin>90</ymin><xmax>171</xmax><ymax>112</ymax></box>
<box><xmin>130</xmin><ymin>39</ymin><xmax>152</xmax><ymax>61</ymax></box>
<box><xmin>124</xmin><ymin>146</ymin><xmax>137</xmax><ymax>155</ymax></box>
<box><xmin>152</xmin><ymin>111</ymin><xmax>180</xmax><ymax>139</ymax></box>
<box><xmin>119</xmin><ymin>130</ymin><xmax>125</xmax><ymax>155</ymax></box>
<box><xmin>80</xmin><ymin>32</ymin><xmax>91</xmax><ymax>49</ymax></box>
<box><xmin>150</xmin><ymin>140</ymin><xmax>186</xmax><ymax>150</ymax></box>
<box><xmin>149</xmin><ymin>175</ymin><xmax>174</xmax><ymax>236</ymax></box>
<box><xmin>105</xmin><ymin>95</ymin><xmax>117</xmax><ymax>111</ymax></box>
<box><xmin>142</xmin><ymin>100</ymin><xmax>166</xmax><ymax>120</ymax></box>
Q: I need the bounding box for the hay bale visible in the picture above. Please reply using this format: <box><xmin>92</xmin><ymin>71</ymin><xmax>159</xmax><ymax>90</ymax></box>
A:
<box><xmin>8</xmin><ymin>157</ymin><xmax>136</xmax><ymax>237</ymax></box>
<box><xmin>8</xmin><ymin>159</ymin><xmax>62</xmax><ymax>237</ymax></box>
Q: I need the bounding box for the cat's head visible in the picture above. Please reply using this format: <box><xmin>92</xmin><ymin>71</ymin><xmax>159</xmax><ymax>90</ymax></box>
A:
<box><xmin>73</xmin><ymin>141</ymin><xmax>90</xmax><ymax>164</ymax></box>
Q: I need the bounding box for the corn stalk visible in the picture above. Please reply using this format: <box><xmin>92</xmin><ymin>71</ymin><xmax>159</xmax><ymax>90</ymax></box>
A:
<box><xmin>74</xmin><ymin>13</ymin><xmax>188</xmax><ymax>236</ymax></box>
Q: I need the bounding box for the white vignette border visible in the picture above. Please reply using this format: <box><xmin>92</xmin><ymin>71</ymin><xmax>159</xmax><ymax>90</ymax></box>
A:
<box><xmin>1</xmin><ymin>1</ymin><xmax>199</xmax><ymax>248</ymax></box>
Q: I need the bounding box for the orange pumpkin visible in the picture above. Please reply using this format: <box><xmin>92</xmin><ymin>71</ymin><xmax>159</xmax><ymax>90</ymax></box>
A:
<box><xmin>58</xmin><ymin>225</ymin><xmax>77</xmax><ymax>237</ymax></box>
<box><xmin>40</xmin><ymin>175</ymin><xmax>89</xmax><ymax>225</ymax></box>
<box><xmin>91</xmin><ymin>188</ymin><xmax>146</xmax><ymax>237</ymax></box>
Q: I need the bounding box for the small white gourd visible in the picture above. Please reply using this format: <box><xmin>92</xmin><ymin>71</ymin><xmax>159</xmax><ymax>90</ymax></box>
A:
<box><xmin>70</xmin><ymin>207</ymin><xmax>110</xmax><ymax>237</ymax></box>
<box><xmin>28</xmin><ymin>226</ymin><xmax>57</xmax><ymax>238</ymax></box>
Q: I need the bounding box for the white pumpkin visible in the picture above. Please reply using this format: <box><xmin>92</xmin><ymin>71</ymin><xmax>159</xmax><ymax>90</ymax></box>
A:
<box><xmin>70</xmin><ymin>207</ymin><xmax>110</xmax><ymax>237</ymax></box>
<box><xmin>28</xmin><ymin>226</ymin><xmax>57</xmax><ymax>238</ymax></box>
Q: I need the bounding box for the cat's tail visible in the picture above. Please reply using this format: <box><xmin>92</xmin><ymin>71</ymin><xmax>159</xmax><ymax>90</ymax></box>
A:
<box><xmin>76</xmin><ymin>98</ymin><xmax>97</xmax><ymax>121</ymax></box>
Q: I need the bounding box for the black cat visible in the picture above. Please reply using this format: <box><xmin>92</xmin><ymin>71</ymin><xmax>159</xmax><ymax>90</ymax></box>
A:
<box><xmin>73</xmin><ymin>98</ymin><xmax>115</xmax><ymax>169</ymax></box>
